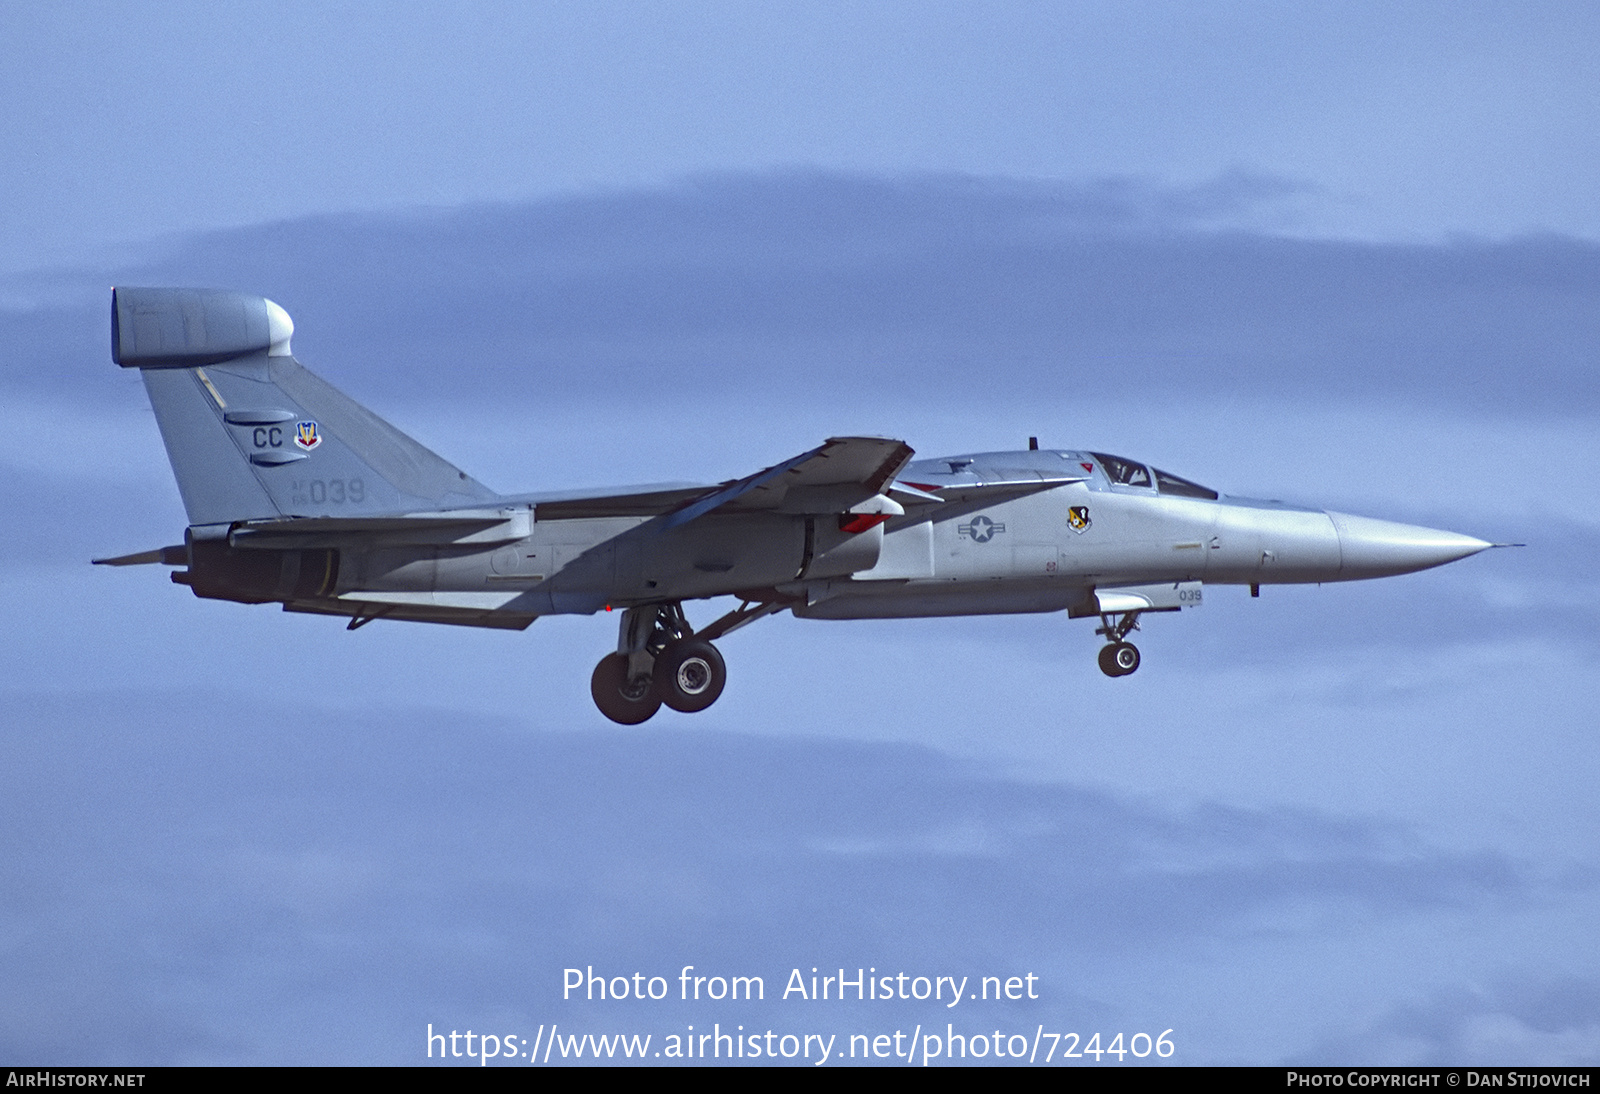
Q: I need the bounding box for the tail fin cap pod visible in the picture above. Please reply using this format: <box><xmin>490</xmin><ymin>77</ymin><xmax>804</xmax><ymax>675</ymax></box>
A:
<box><xmin>113</xmin><ymin>287</ymin><xmax>293</xmax><ymax>368</ymax></box>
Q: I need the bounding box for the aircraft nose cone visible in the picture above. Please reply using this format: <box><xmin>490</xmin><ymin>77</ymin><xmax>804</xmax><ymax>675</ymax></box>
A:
<box><xmin>1327</xmin><ymin>511</ymin><xmax>1493</xmax><ymax>580</ymax></box>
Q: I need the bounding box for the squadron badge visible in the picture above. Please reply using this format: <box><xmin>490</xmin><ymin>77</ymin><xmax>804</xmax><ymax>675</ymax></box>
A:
<box><xmin>294</xmin><ymin>421</ymin><xmax>323</xmax><ymax>451</ymax></box>
<box><xmin>1068</xmin><ymin>506</ymin><xmax>1092</xmax><ymax>533</ymax></box>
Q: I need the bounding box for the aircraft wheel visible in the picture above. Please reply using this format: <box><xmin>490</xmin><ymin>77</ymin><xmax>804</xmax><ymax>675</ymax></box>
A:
<box><xmin>1098</xmin><ymin>642</ymin><xmax>1140</xmax><ymax>677</ymax></box>
<box><xmin>591</xmin><ymin>653</ymin><xmax>662</xmax><ymax>724</ymax></box>
<box><xmin>654</xmin><ymin>638</ymin><xmax>726</xmax><ymax>713</ymax></box>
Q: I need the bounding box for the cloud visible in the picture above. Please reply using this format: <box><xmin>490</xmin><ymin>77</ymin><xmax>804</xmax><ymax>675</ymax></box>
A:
<box><xmin>1294</xmin><ymin>980</ymin><xmax>1600</xmax><ymax>1066</ymax></box>
<box><xmin>7</xmin><ymin>171</ymin><xmax>1599</xmax><ymax>416</ymax></box>
<box><xmin>1</xmin><ymin>691</ymin><xmax>1571</xmax><ymax>1063</ymax></box>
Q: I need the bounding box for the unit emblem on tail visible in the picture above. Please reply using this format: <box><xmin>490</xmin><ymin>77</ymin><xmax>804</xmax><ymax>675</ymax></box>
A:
<box><xmin>294</xmin><ymin>421</ymin><xmax>323</xmax><ymax>450</ymax></box>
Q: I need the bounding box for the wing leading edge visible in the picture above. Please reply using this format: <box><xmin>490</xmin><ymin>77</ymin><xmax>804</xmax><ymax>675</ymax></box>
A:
<box><xmin>529</xmin><ymin>437</ymin><xmax>916</xmax><ymax>526</ymax></box>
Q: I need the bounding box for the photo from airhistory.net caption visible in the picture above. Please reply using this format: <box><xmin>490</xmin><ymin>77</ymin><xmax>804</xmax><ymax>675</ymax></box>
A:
<box><xmin>428</xmin><ymin>963</ymin><xmax>1172</xmax><ymax>1065</ymax></box>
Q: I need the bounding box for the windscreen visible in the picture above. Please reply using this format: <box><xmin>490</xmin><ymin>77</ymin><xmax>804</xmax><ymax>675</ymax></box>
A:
<box><xmin>1153</xmin><ymin>467</ymin><xmax>1218</xmax><ymax>499</ymax></box>
<box><xmin>1089</xmin><ymin>452</ymin><xmax>1151</xmax><ymax>488</ymax></box>
<box><xmin>1089</xmin><ymin>452</ymin><xmax>1218</xmax><ymax>498</ymax></box>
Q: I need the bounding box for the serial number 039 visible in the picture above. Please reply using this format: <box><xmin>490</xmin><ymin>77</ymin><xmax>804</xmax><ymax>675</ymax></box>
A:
<box><xmin>290</xmin><ymin>478</ymin><xmax>365</xmax><ymax>505</ymax></box>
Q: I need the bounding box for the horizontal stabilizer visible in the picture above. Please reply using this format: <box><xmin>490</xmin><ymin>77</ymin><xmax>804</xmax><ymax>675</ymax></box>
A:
<box><xmin>284</xmin><ymin>596</ymin><xmax>536</xmax><ymax>631</ymax></box>
<box><xmin>92</xmin><ymin>545</ymin><xmax>186</xmax><ymax>566</ymax></box>
<box><xmin>338</xmin><ymin>590</ymin><xmax>528</xmax><ymax>611</ymax></box>
<box><xmin>228</xmin><ymin>510</ymin><xmax>529</xmax><ymax>549</ymax></box>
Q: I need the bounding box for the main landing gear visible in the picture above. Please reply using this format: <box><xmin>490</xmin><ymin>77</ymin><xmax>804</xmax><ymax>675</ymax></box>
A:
<box><xmin>1095</xmin><ymin>609</ymin><xmax>1142</xmax><ymax>678</ymax></box>
<box><xmin>590</xmin><ymin>600</ymin><xmax>782</xmax><ymax>724</ymax></box>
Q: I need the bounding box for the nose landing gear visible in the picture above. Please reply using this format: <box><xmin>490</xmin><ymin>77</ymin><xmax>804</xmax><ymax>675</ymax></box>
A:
<box><xmin>1097</xmin><ymin>641</ymin><xmax>1141</xmax><ymax>677</ymax></box>
<box><xmin>1095</xmin><ymin>609</ymin><xmax>1143</xmax><ymax>677</ymax></box>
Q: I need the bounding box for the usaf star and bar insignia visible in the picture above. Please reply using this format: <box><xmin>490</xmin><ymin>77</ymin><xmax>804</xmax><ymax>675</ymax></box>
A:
<box><xmin>958</xmin><ymin>515</ymin><xmax>1005</xmax><ymax>542</ymax></box>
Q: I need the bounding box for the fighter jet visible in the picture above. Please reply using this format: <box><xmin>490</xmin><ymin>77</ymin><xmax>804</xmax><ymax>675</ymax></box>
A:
<box><xmin>98</xmin><ymin>288</ymin><xmax>1499</xmax><ymax>723</ymax></box>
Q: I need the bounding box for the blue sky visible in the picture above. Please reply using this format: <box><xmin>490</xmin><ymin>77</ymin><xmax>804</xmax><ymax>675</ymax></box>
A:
<box><xmin>2</xmin><ymin>3</ymin><xmax>1598</xmax><ymax>1066</ymax></box>
<box><xmin>5</xmin><ymin>1</ymin><xmax>1600</xmax><ymax>275</ymax></box>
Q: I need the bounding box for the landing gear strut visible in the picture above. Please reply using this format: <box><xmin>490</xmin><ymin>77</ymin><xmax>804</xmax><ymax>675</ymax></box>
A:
<box><xmin>590</xmin><ymin>601</ymin><xmax>780</xmax><ymax>724</ymax></box>
<box><xmin>1095</xmin><ymin>610</ymin><xmax>1142</xmax><ymax>678</ymax></box>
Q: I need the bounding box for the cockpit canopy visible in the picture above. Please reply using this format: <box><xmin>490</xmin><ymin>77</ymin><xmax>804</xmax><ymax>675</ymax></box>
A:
<box><xmin>1089</xmin><ymin>452</ymin><xmax>1218</xmax><ymax>499</ymax></box>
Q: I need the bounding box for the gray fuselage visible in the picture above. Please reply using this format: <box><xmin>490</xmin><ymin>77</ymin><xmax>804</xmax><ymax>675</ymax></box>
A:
<box><xmin>323</xmin><ymin>448</ymin><xmax>1487</xmax><ymax>623</ymax></box>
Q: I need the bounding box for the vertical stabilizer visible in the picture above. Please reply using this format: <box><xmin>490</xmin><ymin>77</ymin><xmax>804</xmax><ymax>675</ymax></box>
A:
<box><xmin>113</xmin><ymin>287</ymin><xmax>498</xmax><ymax>526</ymax></box>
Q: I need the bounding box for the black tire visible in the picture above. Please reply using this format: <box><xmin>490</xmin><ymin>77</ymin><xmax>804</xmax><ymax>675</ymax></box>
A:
<box><xmin>653</xmin><ymin>638</ymin><xmax>727</xmax><ymax>713</ymax></box>
<box><xmin>1111</xmin><ymin>641</ymin><xmax>1140</xmax><ymax>676</ymax></box>
<box><xmin>1097</xmin><ymin>644</ymin><xmax>1122</xmax><ymax>677</ymax></box>
<box><xmin>591</xmin><ymin>653</ymin><xmax>661</xmax><ymax>724</ymax></box>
